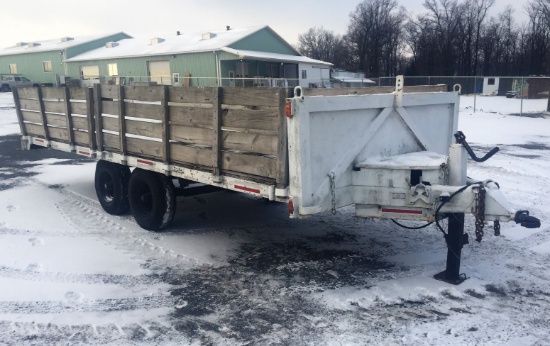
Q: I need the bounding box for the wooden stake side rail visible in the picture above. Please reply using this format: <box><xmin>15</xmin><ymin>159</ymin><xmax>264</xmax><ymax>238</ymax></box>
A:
<box><xmin>14</xmin><ymin>84</ymin><xmax>448</xmax><ymax>194</ymax></box>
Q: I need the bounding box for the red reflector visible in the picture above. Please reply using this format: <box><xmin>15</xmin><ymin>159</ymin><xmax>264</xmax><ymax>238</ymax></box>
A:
<box><xmin>285</xmin><ymin>101</ymin><xmax>292</xmax><ymax>118</ymax></box>
<box><xmin>78</xmin><ymin>151</ymin><xmax>90</xmax><ymax>156</ymax></box>
<box><xmin>234</xmin><ymin>185</ymin><xmax>261</xmax><ymax>194</ymax></box>
<box><xmin>382</xmin><ymin>208</ymin><xmax>423</xmax><ymax>215</ymax></box>
<box><xmin>35</xmin><ymin>139</ymin><xmax>44</xmax><ymax>143</ymax></box>
<box><xmin>288</xmin><ymin>199</ymin><xmax>295</xmax><ymax>215</ymax></box>
<box><xmin>137</xmin><ymin>159</ymin><xmax>154</xmax><ymax>166</ymax></box>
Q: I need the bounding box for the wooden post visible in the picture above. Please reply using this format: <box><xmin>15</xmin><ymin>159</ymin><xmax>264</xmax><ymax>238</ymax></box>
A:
<box><xmin>212</xmin><ymin>87</ymin><xmax>222</xmax><ymax>177</ymax></box>
<box><xmin>118</xmin><ymin>85</ymin><xmax>127</xmax><ymax>157</ymax></box>
<box><xmin>276</xmin><ymin>88</ymin><xmax>289</xmax><ymax>189</ymax></box>
<box><xmin>93</xmin><ymin>84</ymin><xmax>104</xmax><ymax>152</ymax></box>
<box><xmin>12</xmin><ymin>88</ymin><xmax>27</xmax><ymax>136</ymax></box>
<box><xmin>63</xmin><ymin>86</ymin><xmax>75</xmax><ymax>148</ymax></box>
<box><xmin>85</xmin><ymin>87</ymin><xmax>97</xmax><ymax>150</ymax></box>
<box><xmin>36</xmin><ymin>86</ymin><xmax>50</xmax><ymax>141</ymax></box>
<box><xmin>161</xmin><ymin>85</ymin><xmax>170</xmax><ymax>166</ymax></box>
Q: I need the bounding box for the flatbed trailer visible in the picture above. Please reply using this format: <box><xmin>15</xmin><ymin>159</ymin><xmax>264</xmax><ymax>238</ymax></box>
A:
<box><xmin>12</xmin><ymin>77</ymin><xmax>540</xmax><ymax>284</ymax></box>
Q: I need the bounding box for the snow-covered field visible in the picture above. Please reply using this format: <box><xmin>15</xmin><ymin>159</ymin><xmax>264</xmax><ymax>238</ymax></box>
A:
<box><xmin>0</xmin><ymin>92</ymin><xmax>549</xmax><ymax>345</ymax></box>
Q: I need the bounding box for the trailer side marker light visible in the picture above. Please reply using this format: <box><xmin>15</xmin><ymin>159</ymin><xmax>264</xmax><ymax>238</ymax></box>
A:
<box><xmin>235</xmin><ymin>185</ymin><xmax>261</xmax><ymax>194</ymax></box>
<box><xmin>285</xmin><ymin>101</ymin><xmax>292</xmax><ymax>118</ymax></box>
<box><xmin>382</xmin><ymin>208</ymin><xmax>423</xmax><ymax>215</ymax></box>
<box><xmin>288</xmin><ymin>198</ymin><xmax>295</xmax><ymax>215</ymax></box>
<box><xmin>137</xmin><ymin>159</ymin><xmax>154</xmax><ymax>166</ymax></box>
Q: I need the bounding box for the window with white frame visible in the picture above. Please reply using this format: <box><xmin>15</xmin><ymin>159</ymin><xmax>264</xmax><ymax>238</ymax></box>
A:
<box><xmin>172</xmin><ymin>73</ymin><xmax>180</xmax><ymax>84</ymax></box>
<box><xmin>43</xmin><ymin>61</ymin><xmax>53</xmax><ymax>73</ymax></box>
<box><xmin>108</xmin><ymin>63</ymin><xmax>118</xmax><ymax>76</ymax></box>
<box><xmin>9</xmin><ymin>64</ymin><xmax>17</xmax><ymax>74</ymax></box>
<box><xmin>80</xmin><ymin>65</ymin><xmax>100</xmax><ymax>80</ymax></box>
<box><xmin>301</xmin><ymin>70</ymin><xmax>307</xmax><ymax>79</ymax></box>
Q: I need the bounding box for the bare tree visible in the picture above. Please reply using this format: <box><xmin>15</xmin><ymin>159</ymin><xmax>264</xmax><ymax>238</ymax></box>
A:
<box><xmin>297</xmin><ymin>27</ymin><xmax>347</xmax><ymax>68</ymax></box>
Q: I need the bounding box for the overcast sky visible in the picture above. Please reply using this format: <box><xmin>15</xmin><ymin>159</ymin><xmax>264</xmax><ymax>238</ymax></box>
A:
<box><xmin>1</xmin><ymin>0</ymin><xmax>532</xmax><ymax>50</ymax></box>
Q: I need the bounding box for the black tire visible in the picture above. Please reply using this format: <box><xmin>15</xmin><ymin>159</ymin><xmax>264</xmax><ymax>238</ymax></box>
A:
<box><xmin>128</xmin><ymin>168</ymin><xmax>176</xmax><ymax>231</ymax></box>
<box><xmin>94</xmin><ymin>160</ymin><xmax>130</xmax><ymax>215</ymax></box>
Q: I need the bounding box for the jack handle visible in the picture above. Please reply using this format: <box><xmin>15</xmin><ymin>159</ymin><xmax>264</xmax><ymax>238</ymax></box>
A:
<box><xmin>454</xmin><ymin>131</ymin><xmax>499</xmax><ymax>162</ymax></box>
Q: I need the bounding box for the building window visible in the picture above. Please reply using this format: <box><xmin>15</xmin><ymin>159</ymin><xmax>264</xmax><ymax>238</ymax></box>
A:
<box><xmin>301</xmin><ymin>70</ymin><xmax>307</xmax><ymax>79</ymax></box>
<box><xmin>172</xmin><ymin>73</ymin><xmax>180</xmax><ymax>84</ymax></box>
<box><xmin>81</xmin><ymin>65</ymin><xmax>100</xmax><ymax>80</ymax></box>
<box><xmin>9</xmin><ymin>64</ymin><xmax>17</xmax><ymax>74</ymax></box>
<box><xmin>108</xmin><ymin>63</ymin><xmax>118</xmax><ymax>76</ymax></box>
<box><xmin>488</xmin><ymin>78</ymin><xmax>495</xmax><ymax>85</ymax></box>
<box><xmin>43</xmin><ymin>61</ymin><xmax>53</xmax><ymax>73</ymax></box>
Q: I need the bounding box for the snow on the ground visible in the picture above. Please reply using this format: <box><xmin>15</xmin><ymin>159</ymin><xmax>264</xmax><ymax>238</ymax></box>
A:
<box><xmin>0</xmin><ymin>92</ymin><xmax>549</xmax><ymax>345</ymax></box>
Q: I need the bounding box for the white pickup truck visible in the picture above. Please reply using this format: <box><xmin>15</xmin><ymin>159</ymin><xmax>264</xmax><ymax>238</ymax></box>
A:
<box><xmin>12</xmin><ymin>76</ymin><xmax>540</xmax><ymax>284</ymax></box>
<box><xmin>1</xmin><ymin>74</ymin><xmax>37</xmax><ymax>92</ymax></box>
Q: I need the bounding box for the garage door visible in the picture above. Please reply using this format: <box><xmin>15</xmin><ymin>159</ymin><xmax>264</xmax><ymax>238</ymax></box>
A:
<box><xmin>147</xmin><ymin>61</ymin><xmax>171</xmax><ymax>85</ymax></box>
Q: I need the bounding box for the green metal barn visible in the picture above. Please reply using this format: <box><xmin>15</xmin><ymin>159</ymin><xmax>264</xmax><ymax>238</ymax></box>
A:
<box><xmin>64</xmin><ymin>26</ymin><xmax>332</xmax><ymax>88</ymax></box>
<box><xmin>0</xmin><ymin>32</ymin><xmax>131</xmax><ymax>85</ymax></box>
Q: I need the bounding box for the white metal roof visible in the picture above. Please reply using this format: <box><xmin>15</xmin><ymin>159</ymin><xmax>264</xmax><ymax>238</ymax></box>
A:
<box><xmin>220</xmin><ymin>48</ymin><xmax>333</xmax><ymax>67</ymax></box>
<box><xmin>66</xmin><ymin>26</ymin><xmax>289</xmax><ymax>62</ymax></box>
<box><xmin>0</xmin><ymin>32</ymin><xmax>130</xmax><ymax>56</ymax></box>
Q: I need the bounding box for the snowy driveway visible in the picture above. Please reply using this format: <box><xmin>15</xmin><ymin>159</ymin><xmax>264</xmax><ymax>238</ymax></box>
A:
<box><xmin>0</xmin><ymin>92</ymin><xmax>549</xmax><ymax>345</ymax></box>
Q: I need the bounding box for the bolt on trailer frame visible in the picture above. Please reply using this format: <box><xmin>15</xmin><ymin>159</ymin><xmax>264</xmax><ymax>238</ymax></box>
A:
<box><xmin>13</xmin><ymin>77</ymin><xmax>540</xmax><ymax>284</ymax></box>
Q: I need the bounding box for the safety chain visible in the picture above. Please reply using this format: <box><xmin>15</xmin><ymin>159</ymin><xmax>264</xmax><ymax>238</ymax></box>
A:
<box><xmin>474</xmin><ymin>186</ymin><xmax>486</xmax><ymax>242</ymax></box>
<box><xmin>494</xmin><ymin>220</ymin><xmax>501</xmax><ymax>236</ymax></box>
<box><xmin>330</xmin><ymin>172</ymin><xmax>336</xmax><ymax>215</ymax></box>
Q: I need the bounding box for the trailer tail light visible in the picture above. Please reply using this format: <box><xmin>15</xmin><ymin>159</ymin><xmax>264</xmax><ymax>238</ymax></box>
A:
<box><xmin>288</xmin><ymin>198</ymin><xmax>295</xmax><ymax>215</ymax></box>
<box><xmin>285</xmin><ymin>100</ymin><xmax>293</xmax><ymax>118</ymax></box>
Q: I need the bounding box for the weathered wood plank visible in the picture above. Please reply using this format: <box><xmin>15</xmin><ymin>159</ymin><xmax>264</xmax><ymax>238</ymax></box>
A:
<box><xmin>118</xmin><ymin>86</ymin><xmax>127</xmax><ymax>156</ymax></box>
<box><xmin>85</xmin><ymin>87</ymin><xmax>96</xmax><ymax>150</ymax></box>
<box><xmin>169</xmin><ymin>106</ymin><xmax>212</xmax><ymax>127</ymax></box>
<box><xmin>161</xmin><ymin>86</ymin><xmax>170</xmax><ymax>164</ymax></box>
<box><xmin>170</xmin><ymin>125</ymin><xmax>212</xmax><ymax>146</ymax></box>
<box><xmin>213</xmin><ymin>87</ymin><xmax>222</xmax><ymax>176</ymax></box>
<box><xmin>72</xmin><ymin>116</ymin><xmax>89</xmax><ymax>130</ymax></box>
<box><xmin>222</xmin><ymin>108</ymin><xmax>279</xmax><ymax>132</ymax></box>
<box><xmin>43</xmin><ymin>100</ymin><xmax>66</xmax><ymax>114</ymax></box>
<box><xmin>222</xmin><ymin>152</ymin><xmax>278</xmax><ymax>179</ymax></box>
<box><xmin>17</xmin><ymin>87</ymin><xmax>38</xmax><ymax>100</ymax></box>
<box><xmin>276</xmin><ymin>88</ymin><xmax>289</xmax><ymax>188</ymax></box>
<box><xmin>170</xmin><ymin>144</ymin><xmax>212</xmax><ymax>167</ymax></box>
<box><xmin>42</xmin><ymin>87</ymin><xmax>64</xmax><ymax>100</ymax></box>
<box><xmin>222</xmin><ymin>131</ymin><xmax>278</xmax><ymax>156</ymax></box>
<box><xmin>103</xmin><ymin>132</ymin><xmax>121</xmax><ymax>151</ymax></box>
<box><xmin>69</xmin><ymin>87</ymin><xmax>87</xmax><ymax>101</ymax></box>
<box><xmin>127</xmin><ymin>137</ymin><xmax>163</xmax><ymax>159</ymax></box>
<box><xmin>45</xmin><ymin>113</ymin><xmax>67</xmax><ymax>128</ymax></box>
<box><xmin>126</xmin><ymin>119</ymin><xmax>162</xmax><ymax>139</ymax></box>
<box><xmin>124</xmin><ymin>86</ymin><xmax>163</xmax><ymax>102</ymax></box>
<box><xmin>94</xmin><ymin>84</ymin><xmax>104</xmax><ymax>150</ymax></box>
<box><xmin>102</xmin><ymin>116</ymin><xmax>119</xmax><ymax>132</ymax></box>
<box><xmin>36</xmin><ymin>88</ymin><xmax>50</xmax><ymax>140</ymax></box>
<box><xmin>19</xmin><ymin>99</ymin><xmax>41</xmax><ymax>112</ymax></box>
<box><xmin>13</xmin><ymin>89</ymin><xmax>27</xmax><ymax>136</ymax></box>
<box><xmin>102</xmin><ymin>100</ymin><xmax>119</xmax><ymax>115</ymax></box>
<box><xmin>74</xmin><ymin>130</ymin><xmax>89</xmax><ymax>147</ymax></box>
<box><xmin>24</xmin><ymin>123</ymin><xmax>45</xmax><ymax>137</ymax></box>
<box><xmin>63</xmin><ymin>87</ymin><xmax>75</xmax><ymax>145</ymax></box>
<box><xmin>125</xmin><ymin>102</ymin><xmax>163</xmax><ymax>120</ymax></box>
<box><xmin>168</xmin><ymin>86</ymin><xmax>214</xmax><ymax>104</ymax></box>
<box><xmin>48</xmin><ymin>126</ymin><xmax>69</xmax><ymax>142</ymax></box>
<box><xmin>21</xmin><ymin>111</ymin><xmax>42</xmax><ymax>124</ymax></box>
<box><xmin>222</xmin><ymin>88</ymin><xmax>280</xmax><ymax>107</ymax></box>
<box><xmin>70</xmin><ymin>101</ymin><xmax>87</xmax><ymax>115</ymax></box>
<box><xmin>101</xmin><ymin>84</ymin><xmax>119</xmax><ymax>99</ymax></box>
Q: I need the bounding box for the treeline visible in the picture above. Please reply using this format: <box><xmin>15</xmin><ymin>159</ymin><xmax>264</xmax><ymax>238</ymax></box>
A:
<box><xmin>297</xmin><ymin>0</ymin><xmax>550</xmax><ymax>77</ymax></box>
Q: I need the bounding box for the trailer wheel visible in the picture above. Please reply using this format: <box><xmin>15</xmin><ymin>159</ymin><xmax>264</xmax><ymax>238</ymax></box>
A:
<box><xmin>94</xmin><ymin>160</ymin><xmax>130</xmax><ymax>215</ymax></box>
<box><xmin>128</xmin><ymin>168</ymin><xmax>176</xmax><ymax>231</ymax></box>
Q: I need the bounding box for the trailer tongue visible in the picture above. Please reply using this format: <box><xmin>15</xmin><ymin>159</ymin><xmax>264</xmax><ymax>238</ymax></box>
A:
<box><xmin>13</xmin><ymin>76</ymin><xmax>540</xmax><ymax>284</ymax></box>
